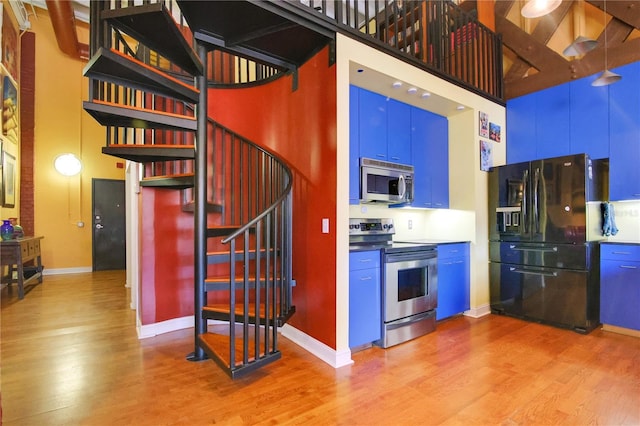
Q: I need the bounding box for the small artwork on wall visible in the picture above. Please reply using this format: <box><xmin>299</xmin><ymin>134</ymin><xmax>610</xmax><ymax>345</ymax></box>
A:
<box><xmin>2</xmin><ymin>75</ymin><xmax>18</xmax><ymax>144</ymax></box>
<box><xmin>479</xmin><ymin>111</ymin><xmax>489</xmax><ymax>138</ymax></box>
<box><xmin>2</xmin><ymin>149</ymin><xmax>15</xmax><ymax>207</ymax></box>
<box><xmin>489</xmin><ymin>122</ymin><xmax>501</xmax><ymax>142</ymax></box>
<box><xmin>480</xmin><ymin>140</ymin><xmax>492</xmax><ymax>172</ymax></box>
<box><xmin>1</xmin><ymin>7</ymin><xmax>18</xmax><ymax>81</ymax></box>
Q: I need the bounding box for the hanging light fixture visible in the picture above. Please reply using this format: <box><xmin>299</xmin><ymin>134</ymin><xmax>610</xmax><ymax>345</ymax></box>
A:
<box><xmin>563</xmin><ymin>0</ymin><xmax>598</xmax><ymax>56</ymax></box>
<box><xmin>521</xmin><ymin>0</ymin><xmax>562</xmax><ymax>18</ymax></box>
<box><xmin>563</xmin><ymin>35</ymin><xmax>598</xmax><ymax>57</ymax></box>
<box><xmin>592</xmin><ymin>0</ymin><xmax>622</xmax><ymax>86</ymax></box>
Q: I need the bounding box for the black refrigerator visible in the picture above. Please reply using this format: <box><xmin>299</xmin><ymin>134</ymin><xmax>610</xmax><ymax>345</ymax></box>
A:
<box><xmin>488</xmin><ymin>153</ymin><xmax>608</xmax><ymax>333</ymax></box>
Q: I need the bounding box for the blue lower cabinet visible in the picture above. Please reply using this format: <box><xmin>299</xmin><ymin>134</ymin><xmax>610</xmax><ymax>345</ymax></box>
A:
<box><xmin>349</xmin><ymin>251</ymin><xmax>381</xmax><ymax>347</ymax></box>
<box><xmin>437</xmin><ymin>243</ymin><xmax>470</xmax><ymax>320</ymax></box>
<box><xmin>600</xmin><ymin>244</ymin><xmax>640</xmax><ymax>330</ymax></box>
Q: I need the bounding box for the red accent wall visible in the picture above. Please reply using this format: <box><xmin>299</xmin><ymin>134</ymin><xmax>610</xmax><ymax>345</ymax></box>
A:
<box><xmin>139</xmin><ymin>47</ymin><xmax>338</xmax><ymax>349</ymax></box>
<box><xmin>208</xmin><ymin>48</ymin><xmax>337</xmax><ymax>349</ymax></box>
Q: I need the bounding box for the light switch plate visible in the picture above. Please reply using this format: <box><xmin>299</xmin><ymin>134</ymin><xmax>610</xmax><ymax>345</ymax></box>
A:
<box><xmin>322</xmin><ymin>218</ymin><xmax>329</xmax><ymax>233</ymax></box>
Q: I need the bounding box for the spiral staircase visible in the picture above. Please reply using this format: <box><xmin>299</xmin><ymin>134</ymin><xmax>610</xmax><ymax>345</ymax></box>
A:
<box><xmin>83</xmin><ymin>0</ymin><xmax>333</xmax><ymax>378</ymax></box>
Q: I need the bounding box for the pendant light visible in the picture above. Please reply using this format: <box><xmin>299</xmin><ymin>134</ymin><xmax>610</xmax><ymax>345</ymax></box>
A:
<box><xmin>521</xmin><ymin>0</ymin><xmax>562</xmax><ymax>18</ymax></box>
<box><xmin>592</xmin><ymin>0</ymin><xmax>621</xmax><ymax>86</ymax></box>
<box><xmin>563</xmin><ymin>0</ymin><xmax>597</xmax><ymax>57</ymax></box>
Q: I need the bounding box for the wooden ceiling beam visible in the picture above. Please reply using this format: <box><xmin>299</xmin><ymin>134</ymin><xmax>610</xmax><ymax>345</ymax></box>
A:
<box><xmin>497</xmin><ymin>15</ymin><xmax>568</xmax><ymax>73</ymax></box>
<box><xmin>494</xmin><ymin>0</ymin><xmax>515</xmax><ymax>17</ymax></box>
<box><xmin>503</xmin><ymin>1</ymin><xmax>573</xmax><ymax>81</ymax></box>
<box><xmin>586</xmin><ymin>1</ymin><xmax>640</xmax><ymax>30</ymax></box>
<box><xmin>505</xmin><ymin>37</ymin><xmax>640</xmax><ymax>99</ymax></box>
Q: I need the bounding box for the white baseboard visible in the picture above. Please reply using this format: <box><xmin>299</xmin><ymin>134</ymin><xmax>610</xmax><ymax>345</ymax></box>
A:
<box><xmin>464</xmin><ymin>304</ymin><xmax>492</xmax><ymax>318</ymax></box>
<box><xmin>43</xmin><ymin>267</ymin><xmax>93</xmax><ymax>275</ymax></box>
<box><xmin>138</xmin><ymin>315</ymin><xmax>194</xmax><ymax>339</ymax></box>
<box><xmin>281</xmin><ymin>324</ymin><xmax>353</xmax><ymax>369</ymax></box>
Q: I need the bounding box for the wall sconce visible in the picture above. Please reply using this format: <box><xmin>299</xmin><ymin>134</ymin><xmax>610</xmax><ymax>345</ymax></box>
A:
<box><xmin>521</xmin><ymin>0</ymin><xmax>561</xmax><ymax>18</ymax></box>
<box><xmin>54</xmin><ymin>153</ymin><xmax>82</xmax><ymax>176</ymax></box>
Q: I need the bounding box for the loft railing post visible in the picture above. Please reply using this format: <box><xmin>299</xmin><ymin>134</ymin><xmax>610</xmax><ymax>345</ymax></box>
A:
<box><xmin>188</xmin><ymin>39</ymin><xmax>208</xmax><ymax>362</ymax></box>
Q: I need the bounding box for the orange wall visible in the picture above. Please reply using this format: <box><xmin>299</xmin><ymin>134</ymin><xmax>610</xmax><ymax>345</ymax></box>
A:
<box><xmin>18</xmin><ymin>7</ymin><xmax>125</xmax><ymax>270</ymax></box>
<box><xmin>139</xmin><ymin>47</ymin><xmax>338</xmax><ymax>349</ymax></box>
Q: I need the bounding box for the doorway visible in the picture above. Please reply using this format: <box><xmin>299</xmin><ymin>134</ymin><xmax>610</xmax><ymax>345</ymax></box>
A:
<box><xmin>92</xmin><ymin>178</ymin><xmax>126</xmax><ymax>271</ymax></box>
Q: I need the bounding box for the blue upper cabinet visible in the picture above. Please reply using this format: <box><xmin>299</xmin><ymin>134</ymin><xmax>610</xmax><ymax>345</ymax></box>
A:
<box><xmin>536</xmin><ymin>84</ymin><xmax>571</xmax><ymax>159</ymax></box>
<box><xmin>387</xmin><ymin>98</ymin><xmax>412</xmax><ymax>164</ymax></box>
<box><xmin>349</xmin><ymin>85</ymin><xmax>360</xmax><ymax>204</ymax></box>
<box><xmin>609</xmin><ymin>61</ymin><xmax>640</xmax><ymax>201</ymax></box>
<box><xmin>570</xmin><ymin>74</ymin><xmax>609</xmax><ymax>159</ymax></box>
<box><xmin>507</xmin><ymin>95</ymin><xmax>536</xmax><ymax>163</ymax></box>
<box><xmin>411</xmin><ymin>108</ymin><xmax>449</xmax><ymax>208</ymax></box>
<box><xmin>358</xmin><ymin>88</ymin><xmax>388</xmax><ymax>161</ymax></box>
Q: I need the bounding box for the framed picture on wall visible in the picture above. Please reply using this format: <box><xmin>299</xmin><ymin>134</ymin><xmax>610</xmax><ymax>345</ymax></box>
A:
<box><xmin>489</xmin><ymin>122</ymin><xmax>501</xmax><ymax>142</ymax></box>
<box><xmin>2</xmin><ymin>75</ymin><xmax>18</xmax><ymax>144</ymax></box>
<box><xmin>2</xmin><ymin>149</ymin><xmax>15</xmax><ymax>207</ymax></box>
<box><xmin>479</xmin><ymin>111</ymin><xmax>489</xmax><ymax>138</ymax></box>
<box><xmin>480</xmin><ymin>140</ymin><xmax>492</xmax><ymax>172</ymax></box>
<box><xmin>0</xmin><ymin>140</ymin><xmax>3</xmax><ymax>205</ymax></box>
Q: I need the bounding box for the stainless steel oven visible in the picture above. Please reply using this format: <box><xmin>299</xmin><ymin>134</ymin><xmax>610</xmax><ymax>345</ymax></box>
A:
<box><xmin>379</xmin><ymin>244</ymin><xmax>437</xmax><ymax>348</ymax></box>
<box><xmin>349</xmin><ymin>218</ymin><xmax>438</xmax><ymax>349</ymax></box>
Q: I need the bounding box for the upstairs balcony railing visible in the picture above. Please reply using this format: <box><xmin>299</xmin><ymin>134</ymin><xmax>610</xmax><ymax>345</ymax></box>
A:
<box><xmin>295</xmin><ymin>0</ymin><xmax>503</xmax><ymax>102</ymax></box>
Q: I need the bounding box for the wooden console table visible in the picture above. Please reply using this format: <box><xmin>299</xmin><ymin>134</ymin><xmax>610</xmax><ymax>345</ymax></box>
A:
<box><xmin>1</xmin><ymin>236</ymin><xmax>44</xmax><ymax>299</ymax></box>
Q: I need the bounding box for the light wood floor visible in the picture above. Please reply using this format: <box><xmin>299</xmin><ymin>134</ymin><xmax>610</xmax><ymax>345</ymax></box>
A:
<box><xmin>1</xmin><ymin>271</ymin><xmax>639</xmax><ymax>425</ymax></box>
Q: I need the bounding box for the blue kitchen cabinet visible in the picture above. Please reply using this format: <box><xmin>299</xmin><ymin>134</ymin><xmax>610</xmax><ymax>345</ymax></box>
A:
<box><xmin>349</xmin><ymin>250</ymin><xmax>382</xmax><ymax>347</ymax></box>
<box><xmin>609</xmin><ymin>62</ymin><xmax>640</xmax><ymax>201</ymax></box>
<box><xmin>350</xmin><ymin>85</ymin><xmax>360</xmax><ymax>204</ymax></box>
<box><xmin>429</xmin><ymin>113</ymin><xmax>449</xmax><ymax>208</ymax></box>
<box><xmin>600</xmin><ymin>244</ymin><xmax>640</xmax><ymax>331</ymax></box>
<box><xmin>436</xmin><ymin>243</ymin><xmax>470</xmax><ymax>320</ymax></box>
<box><xmin>536</xmin><ymin>84</ymin><xmax>571</xmax><ymax>159</ymax></box>
<box><xmin>411</xmin><ymin>107</ymin><xmax>449</xmax><ymax>208</ymax></box>
<box><xmin>507</xmin><ymin>94</ymin><xmax>536</xmax><ymax>163</ymax></box>
<box><xmin>387</xmin><ymin>98</ymin><xmax>412</xmax><ymax>164</ymax></box>
<box><xmin>569</xmin><ymin>74</ymin><xmax>609</xmax><ymax>159</ymax></box>
<box><xmin>358</xmin><ymin>88</ymin><xmax>388</xmax><ymax>161</ymax></box>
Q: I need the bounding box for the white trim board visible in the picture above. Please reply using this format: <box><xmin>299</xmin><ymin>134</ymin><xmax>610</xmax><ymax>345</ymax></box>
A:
<box><xmin>281</xmin><ymin>324</ymin><xmax>353</xmax><ymax>369</ymax></box>
<box><xmin>43</xmin><ymin>267</ymin><xmax>93</xmax><ymax>275</ymax></box>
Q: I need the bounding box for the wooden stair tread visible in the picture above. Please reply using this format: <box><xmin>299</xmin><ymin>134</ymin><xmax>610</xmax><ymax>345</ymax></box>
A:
<box><xmin>204</xmin><ymin>302</ymin><xmax>279</xmax><ymax>317</ymax></box>
<box><xmin>181</xmin><ymin>201</ymin><xmax>222</xmax><ymax>214</ymax></box>
<box><xmin>83</xmin><ymin>47</ymin><xmax>199</xmax><ymax>103</ymax></box>
<box><xmin>140</xmin><ymin>174</ymin><xmax>194</xmax><ymax>189</ymax></box>
<box><xmin>102</xmin><ymin>144</ymin><xmax>195</xmax><ymax>162</ymax></box>
<box><xmin>198</xmin><ymin>332</ymin><xmax>257</xmax><ymax>369</ymax></box>
<box><xmin>84</xmin><ymin>100</ymin><xmax>197</xmax><ymax>131</ymax></box>
<box><xmin>101</xmin><ymin>3</ymin><xmax>203</xmax><ymax>76</ymax></box>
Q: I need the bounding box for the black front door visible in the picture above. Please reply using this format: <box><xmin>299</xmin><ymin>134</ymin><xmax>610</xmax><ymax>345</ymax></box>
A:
<box><xmin>92</xmin><ymin>178</ymin><xmax>126</xmax><ymax>271</ymax></box>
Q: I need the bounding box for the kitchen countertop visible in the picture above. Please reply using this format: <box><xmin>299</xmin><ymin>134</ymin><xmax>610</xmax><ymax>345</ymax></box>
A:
<box><xmin>349</xmin><ymin>239</ymin><xmax>469</xmax><ymax>252</ymax></box>
<box><xmin>600</xmin><ymin>241</ymin><xmax>640</xmax><ymax>245</ymax></box>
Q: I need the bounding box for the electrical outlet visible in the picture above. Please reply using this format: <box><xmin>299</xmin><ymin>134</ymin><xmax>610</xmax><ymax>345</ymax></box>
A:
<box><xmin>408</xmin><ymin>219</ymin><xmax>413</xmax><ymax>230</ymax></box>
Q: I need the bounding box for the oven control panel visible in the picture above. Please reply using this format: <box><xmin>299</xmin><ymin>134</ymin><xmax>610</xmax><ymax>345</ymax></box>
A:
<box><xmin>349</xmin><ymin>218</ymin><xmax>395</xmax><ymax>235</ymax></box>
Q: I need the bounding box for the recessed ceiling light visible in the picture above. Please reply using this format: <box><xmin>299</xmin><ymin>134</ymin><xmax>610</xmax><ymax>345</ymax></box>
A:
<box><xmin>456</xmin><ymin>105</ymin><xmax>465</xmax><ymax>110</ymax></box>
<box><xmin>421</xmin><ymin>92</ymin><xmax>431</xmax><ymax>98</ymax></box>
<box><xmin>392</xmin><ymin>81</ymin><xmax>403</xmax><ymax>88</ymax></box>
<box><xmin>407</xmin><ymin>87</ymin><xmax>418</xmax><ymax>94</ymax></box>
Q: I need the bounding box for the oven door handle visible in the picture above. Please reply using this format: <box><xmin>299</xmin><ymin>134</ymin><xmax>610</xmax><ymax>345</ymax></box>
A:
<box><xmin>385</xmin><ymin>251</ymin><xmax>436</xmax><ymax>263</ymax></box>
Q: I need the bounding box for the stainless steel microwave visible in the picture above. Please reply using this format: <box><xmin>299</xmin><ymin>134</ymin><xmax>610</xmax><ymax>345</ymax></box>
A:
<box><xmin>360</xmin><ymin>157</ymin><xmax>414</xmax><ymax>204</ymax></box>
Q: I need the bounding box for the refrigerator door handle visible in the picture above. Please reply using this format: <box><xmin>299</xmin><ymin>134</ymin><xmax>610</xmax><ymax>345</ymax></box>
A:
<box><xmin>522</xmin><ymin>169</ymin><xmax>529</xmax><ymax>235</ymax></box>
<box><xmin>509</xmin><ymin>244</ymin><xmax>558</xmax><ymax>253</ymax></box>
<box><xmin>533</xmin><ymin>167</ymin><xmax>540</xmax><ymax>233</ymax></box>
<box><xmin>509</xmin><ymin>267</ymin><xmax>558</xmax><ymax>277</ymax></box>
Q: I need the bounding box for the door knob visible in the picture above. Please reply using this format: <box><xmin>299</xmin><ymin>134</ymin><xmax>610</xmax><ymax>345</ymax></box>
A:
<box><xmin>96</xmin><ymin>224</ymin><xmax>104</xmax><ymax>229</ymax></box>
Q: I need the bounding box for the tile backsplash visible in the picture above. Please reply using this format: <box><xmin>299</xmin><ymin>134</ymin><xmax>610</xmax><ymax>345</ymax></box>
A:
<box><xmin>606</xmin><ymin>201</ymin><xmax>640</xmax><ymax>243</ymax></box>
